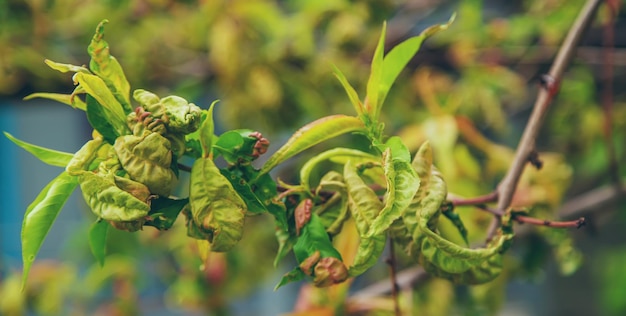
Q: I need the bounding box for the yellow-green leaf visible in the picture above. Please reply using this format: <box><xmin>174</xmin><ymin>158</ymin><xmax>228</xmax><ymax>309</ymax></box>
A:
<box><xmin>23</xmin><ymin>93</ymin><xmax>86</xmax><ymax>110</ymax></box>
<box><xmin>44</xmin><ymin>59</ymin><xmax>91</xmax><ymax>74</ymax></box>
<box><xmin>332</xmin><ymin>65</ymin><xmax>363</xmax><ymax>117</ymax></box>
<box><xmin>73</xmin><ymin>72</ymin><xmax>129</xmax><ymax>133</ymax></box>
<box><xmin>259</xmin><ymin>115</ymin><xmax>365</xmax><ymax>175</ymax></box>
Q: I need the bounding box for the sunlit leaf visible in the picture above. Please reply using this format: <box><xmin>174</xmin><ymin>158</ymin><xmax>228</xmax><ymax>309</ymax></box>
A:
<box><xmin>259</xmin><ymin>115</ymin><xmax>365</xmax><ymax>175</ymax></box>
<box><xmin>88</xmin><ymin>19</ymin><xmax>132</xmax><ymax>113</ymax></box>
<box><xmin>377</xmin><ymin>14</ymin><xmax>455</xmax><ymax>116</ymax></box>
<box><xmin>365</xmin><ymin>22</ymin><xmax>386</xmax><ymax>119</ymax></box>
<box><xmin>73</xmin><ymin>72</ymin><xmax>128</xmax><ymax>133</ymax></box>
<box><xmin>4</xmin><ymin>132</ymin><xmax>74</xmax><ymax>167</ymax></box>
<box><xmin>44</xmin><ymin>59</ymin><xmax>91</xmax><ymax>74</ymax></box>
<box><xmin>332</xmin><ymin>65</ymin><xmax>363</xmax><ymax>117</ymax></box>
<box><xmin>21</xmin><ymin>172</ymin><xmax>79</xmax><ymax>288</ymax></box>
<box><xmin>23</xmin><ymin>92</ymin><xmax>86</xmax><ymax>110</ymax></box>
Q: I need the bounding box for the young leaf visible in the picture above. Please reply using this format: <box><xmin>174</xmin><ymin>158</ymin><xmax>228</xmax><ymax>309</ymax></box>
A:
<box><xmin>88</xmin><ymin>220</ymin><xmax>109</xmax><ymax>267</ymax></box>
<box><xmin>23</xmin><ymin>92</ymin><xmax>86</xmax><ymax>110</ymax></box>
<box><xmin>365</xmin><ymin>22</ymin><xmax>386</xmax><ymax>119</ymax></box>
<box><xmin>44</xmin><ymin>59</ymin><xmax>91</xmax><ymax>74</ymax></box>
<box><xmin>198</xmin><ymin>101</ymin><xmax>218</xmax><ymax>158</ymax></box>
<box><xmin>86</xmin><ymin>95</ymin><xmax>121</xmax><ymax>144</ymax></box>
<box><xmin>21</xmin><ymin>172</ymin><xmax>79</xmax><ymax>288</ymax></box>
<box><xmin>4</xmin><ymin>132</ymin><xmax>74</xmax><ymax>167</ymax></box>
<box><xmin>377</xmin><ymin>14</ymin><xmax>455</xmax><ymax>115</ymax></box>
<box><xmin>259</xmin><ymin>115</ymin><xmax>365</xmax><ymax>176</ymax></box>
<box><xmin>332</xmin><ymin>65</ymin><xmax>363</xmax><ymax>117</ymax></box>
<box><xmin>293</xmin><ymin>214</ymin><xmax>343</xmax><ymax>262</ymax></box>
<box><xmin>220</xmin><ymin>168</ymin><xmax>268</xmax><ymax>214</ymax></box>
<box><xmin>88</xmin><ymin>19</ymin><xmax>132</xmax><ymax>113</ymax></box>
<box><xmin>73</xmin><ymin>72</ymin><xmax>128</xmax><ymax>132</ymax></box>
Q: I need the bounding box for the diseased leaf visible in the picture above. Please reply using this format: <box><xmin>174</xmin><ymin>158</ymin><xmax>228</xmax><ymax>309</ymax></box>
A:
<box><xmin>378</xmin><ymin>14</ymin><xmax>455</xmax><ymax>114</ymax></box>
<box><xmin>144</xmin><ymin>197</ymin><xmax>189</xmax><ymax>230</ymax></box>
<box><xmin>21</xmin><ymin>172</ymin><xmax>79</xmax><ymax>288</ymax></box>
<box><xmin>4</xmin><ymin>132</ymin><xmax>74</xmax><ymax>167</ymax></box>
<box><xmin>44</xmin><ymin>59</ymin><xmax>91</xmax><ymax>74</ymax></box>
<box><xmin>442</xmin><ymin>204</ymin><xmax>469</xmax><ymax>247</ymax></box>
<box><xmin>365</xmin><ymin>22</ymin><xmax>386</xmax><ymax>118</ymax></box>
<box><xmin>78</xmin><ymin>173</ymin><xmax>151</xmax><ymax>221</ymax></box>
<box><xmin>259</xmin><ymin>115</ymin><xmax>365</xmax><ymax>175</ymax></box>
<box><xmin>88</xmin><ymin>19</ymin><xmax>132</xmax><ymax>113</ymax></box>
<box><xmin>88</xmin><ymin>220</ymin><xmax>109</xmax><ymax>267</ymax></box>
<box><xmin>366</xmin><ymin>148</ymin><xmax>420</xmax><ymax>237</ymax></box>
<box><xmin>332</xmin><ymin>65</ymin><xmax>363</xmax><ymax>117</ymax></box>
<box><xmin>188</xmin><ymin>158</ymin><xmax>246</xmax><ymax>251</ymax></box>
<box><xmin>299</xmin><ymin>147</ymin><xmax>378</xmax><ymax>193</ymax></box>
<box><xmin>343</xmin><ymin>160</ymin><xmax>386</xmax><ymax>276</ymax></box>
<box><xmin>23</xmin><ymin>92</ymin><xmax>86</xmax><ymax>110</ymax></box>
<box><xmin>73</xmin><ymin>72</ymin><xmax>128</xmax><ymax>133</ymax></box>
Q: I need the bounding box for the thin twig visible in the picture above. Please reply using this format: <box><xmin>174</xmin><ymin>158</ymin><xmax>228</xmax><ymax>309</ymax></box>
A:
<box><xmin>513</xmin><ymin>215</ymin><xmax>586</xmax><ymax>228</ymax></box>
<box><xmin>386</xmin><ymin>235</ymin><xmax>402</xmax><ymax>316</ymax></box>
<box><xmin>449</xmin><ymin>191</ymin><xmax>498</xmax><ymax>207</ymax></box>
<box><xmin>493</xmin><ymin>0</ymin><xmax>602</xmax><ymax>237</ymax></box>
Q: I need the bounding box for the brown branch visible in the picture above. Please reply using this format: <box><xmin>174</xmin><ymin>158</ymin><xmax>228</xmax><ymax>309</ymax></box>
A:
<box><xmin>449</xmin><ymin>191</ymin><xmax>498</xmax><ymax>207</ymax></box>
<box><xmin>494</xmin><ymin>0</ymin><xmax>602</xmax><ymax>230</ymax></box>
<box><xmin>513</xmin><ymin>215</ymin><xmax>586</xmax><ymax>228</ymax></box>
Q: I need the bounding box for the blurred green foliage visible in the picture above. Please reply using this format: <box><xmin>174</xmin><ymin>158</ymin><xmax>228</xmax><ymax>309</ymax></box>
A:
<box><xmin>1</xmin><ymin>0</ymin><xmax>626</xmax><ymax>315</ymax></box>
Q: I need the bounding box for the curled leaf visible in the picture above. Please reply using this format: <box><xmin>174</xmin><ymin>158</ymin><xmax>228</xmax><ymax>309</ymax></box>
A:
<box><xmin>295</xmin><ymin>199</ymin><xmax>313</xmax><ymax>236</ymax></box>
<box><xmin>114</xmin><ymin>133</ymin><xmax>177</xmax><ymax>196</ymax></box>
<box><xmin>88</xmin><ymin>19</ymin><xmax>132</xmax><ymax>113</ymax></box>
<box><xmin>78</xmin><ymin>172</ymin><xmax>151</xmax><ymax>221</ymax></box>
<box><xmin>366</xmin><ymin>147</ymin><xmax>420</xmax><ymax>237</ymax></box>
<box><xmin>23</xmin><ymin>92</ymin><xmax>86</xmax><ymax>110</ymax></box>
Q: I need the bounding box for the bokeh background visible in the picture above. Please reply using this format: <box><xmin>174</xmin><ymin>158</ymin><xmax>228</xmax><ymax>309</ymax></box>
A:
<box><xmin>1</xmin><ymin>0</ymin><xmax>625</xmax><ymax>315</ymax></box>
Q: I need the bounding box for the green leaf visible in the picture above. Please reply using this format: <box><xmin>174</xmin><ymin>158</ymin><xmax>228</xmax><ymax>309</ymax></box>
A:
<box><xmin>377</xmin><ymin>14</ymin><xmax>455</xmax><ymax>114</ymax></box>
<box><xmin>366</xmin><ymin>148</ymin><xmax>420</xmax><ymax>237</ymax></box>
<box><xmin>365</xmin><ymin>22</ymin><xmax>386</xmax><ymax>119</ymax></box>
<box><xmin>260</xmin><ymin>115</ymin><xmax>365</xmax><ymax>175</ymax></box>
<box><xmin>21</xmin><ymin>172</ymin><xmax>79</xmax><ymax>288</ymax></box>
<box><xmin>4</xmin><ymin>132</ymin><xmax>74</xmax><ymax>167</ymax></box>
<box><xmin>220</xmin><ymin>168</ymin><xmax>268</xmax><ymax>214</ymax></box>
<box><xmin>442</xmin><ymin>204</ymin><xmax>469</xmax><ymax>247</ymax></box>
<box><xmin>293</xmin><ymin>214</ymin><xmax>342</xmax><ymax>263</ymax></box>
<box><xmin>88</xmin><ymin>220</ymin><xmax>109</xmax><ymax>267</ymax></box>
<box><xmin>332</xmin><ymin>65</ymin><xmax>363</xmax><ymax>117</ymax></box>
<box><xmin>73</xmin><ymin>72</ymin><xmax>128</xmax><ymax>133</ymax></box>
<box><xmin>198</xmin><ymin>101</ymin><xmax>218</xmax><ymax>158</ymax></box>
<box><xmin>383</xmin><ymin>136</ymin><xmax>411</xmax><ymax>163</ymax></box>
<box><xmin>299</xmin><ymin>147</ymin><xmax>378</xmax><ymax>193</ymax></box>
<box><xmin>144</xmin><ymin>197</ymin><xmax>189</xmax><ymax>230</ymax></box>
<box><xmin>275</xmin><ymin>267</ymin><xmax>306</xmax><ymax>290</ymax></box>
<box><xmin>86</xmin><ymin>95</ymin><xmax>121</xmax><ymax>144</ymax></box>
<box><xmin>88</xmin><ymin>19</ymin><xmax>132</xmax><ymax>113</ymax></box>
<box><xmin>23</xmin><ymin>92</ymin><xmax>86</xmax><ymax>110</ymax></box>
<box><xmin>44</xmin><ymin>59</ymin><xmax>91</xmax><ymax>74</ymax></box>
<box><xmin>343</xmin><ymin>160</ymin><xmax>387</xmax><ymax>276</ymax></box>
